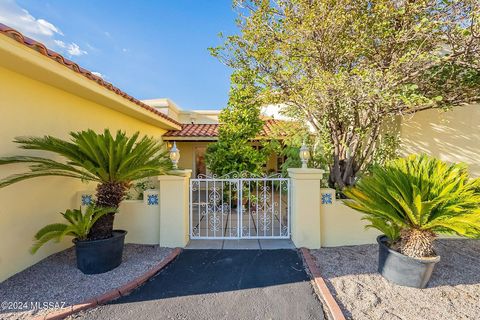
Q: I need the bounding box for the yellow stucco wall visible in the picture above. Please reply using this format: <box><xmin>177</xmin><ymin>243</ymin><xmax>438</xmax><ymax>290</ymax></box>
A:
<box><xmin>288</xmin><ymin>168</ymin><xmax>324</xmax><ymax>249</ymax></box>
<box><xmin>0</xmin><ymin>65</ymin><xmax>166</xmax><ymax>282</ymax></box>
<box><xmin>400</xmin><ymin>105</ymin><xmax>480</xmax><ymax>177</ymax></box>
<box><xmin>158</xmin><ymin>170</ymin><xmax>192</xmax><ymax>247</ymax></box>
<box><xmin>319</xmin><ymin>188</ymin><xmax>380</xmax><ymax>247</ymax></box>
<box><xmin>174</xmin><ymin>142</ymin><xmax>209</xmax><ymax>176</ymax></box>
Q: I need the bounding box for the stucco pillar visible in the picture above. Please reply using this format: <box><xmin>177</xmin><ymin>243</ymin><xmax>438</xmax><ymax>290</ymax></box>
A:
<box><xmin>158</xmin><ymin>169</ymin><xmax>192</xmax><ymax>247</ymax></box>
<box><xmin>288</xmin><ymin>168</ymin><xmax>324</xmax><ymax>249</ymax></box>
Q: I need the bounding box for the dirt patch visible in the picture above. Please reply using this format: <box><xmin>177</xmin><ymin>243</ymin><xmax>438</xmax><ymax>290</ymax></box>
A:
<box><xmin>0</xmin><ymin>244</ymin><xmax>173</xmax><ymax>320</ymax></box>
<box><xmin>311</xmin><ymin>239</ymin><xmax>480</xmax><ymax>320</ymax></box>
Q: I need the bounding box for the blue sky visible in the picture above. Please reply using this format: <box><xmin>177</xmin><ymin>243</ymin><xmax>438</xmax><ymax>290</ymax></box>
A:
<box><xmin>0</xmin><ymin>0</ymin><xmax>238</xmax><ymax>109</ymax></box>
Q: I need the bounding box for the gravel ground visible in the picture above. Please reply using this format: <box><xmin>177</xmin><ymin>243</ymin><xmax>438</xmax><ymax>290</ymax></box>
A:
<box><xmin>0</xmin><ymin>244</ymin><xmax>173</xmax><ymax>320</ymax></box>
<box><xmin>311</xmin><ymin>239</ymin><xmax>480</xmax><ymax>320</ymax></box>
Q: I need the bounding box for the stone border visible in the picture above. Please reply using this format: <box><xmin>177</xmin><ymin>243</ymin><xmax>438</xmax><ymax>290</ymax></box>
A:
<box><xmin>299</xmin><ymin>247</ymin><xmax>346</xmax><ymax>320</ymax></box>
<box><xmin>33</xmin><ymin>247</ymin><xmax>182</xmax><ymax>320</ymax></box>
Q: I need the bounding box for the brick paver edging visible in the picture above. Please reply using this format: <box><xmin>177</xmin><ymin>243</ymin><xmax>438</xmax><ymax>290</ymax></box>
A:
<box><xmin>299</xmin><ymin>247</ymin><xmax>346</xmax><ymax>320</ymax></box>
<box><xmin>34</xmin><ymin>247</ymin><xmax>182</xmax><ymax>320</ymax></box>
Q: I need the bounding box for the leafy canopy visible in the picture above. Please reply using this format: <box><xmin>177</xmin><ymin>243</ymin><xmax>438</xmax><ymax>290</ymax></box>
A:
<box><xmin>31</xmin><ymin>206</ymin><xmax>114</xmax><ymax>254</ymax></box>
<box><xmin>0</xmin><ymin>129</ymin><xmax>172</xmax><ymax>187</ymax></box>
<box><xmin>212</xmin><ymin>0</ymin><xmax>480</xmax><ymax>188</ymax></box>
<box><xmin>344</xmin><ymin>155</ymin><xmax>480</xmax><ymax>242</ymax></box>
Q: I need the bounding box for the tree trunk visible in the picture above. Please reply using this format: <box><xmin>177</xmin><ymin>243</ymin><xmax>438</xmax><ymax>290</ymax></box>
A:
<box><xmin>329</xmin><ymin>158</ymin><xmax>357</xmax><ymax>191</ymax></box>
<box><xmin>399</xmin><ymin>229</ymin><xmax>436</xmax><ymax>258</ymax></box>
<box><xmin>88</xmin><ymin>181</ymin><xmax>128</xmax><ymax>240</ymax></box>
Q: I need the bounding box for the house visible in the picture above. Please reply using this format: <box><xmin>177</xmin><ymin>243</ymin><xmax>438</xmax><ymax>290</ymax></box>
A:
<box><xmin>141</xmin><ymin>98</ymin><xmax>290</xmax><ymax>177</ymax></box>
<box><xmin>0</xmin><ymin>22</ymin><xmax>479</xmax><ymax>282</ymax></box>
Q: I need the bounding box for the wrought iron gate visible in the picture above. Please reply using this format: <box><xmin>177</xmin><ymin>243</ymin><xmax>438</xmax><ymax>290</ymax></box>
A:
<box><xmin>190</xmin><ymin>172</ymin><xmax>290</xmax><ymax>239</ymax></box>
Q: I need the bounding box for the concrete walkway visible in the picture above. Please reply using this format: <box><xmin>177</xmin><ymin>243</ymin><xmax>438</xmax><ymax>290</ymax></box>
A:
<box><xmin>186</xmin><ymin>239</ymin><xmax>296</xmax><ymax>249</ymax></box>
<box><xmin>72</xmin><ymin>250</ymin><xmax>325</xmax><ymax>320</ymax></box>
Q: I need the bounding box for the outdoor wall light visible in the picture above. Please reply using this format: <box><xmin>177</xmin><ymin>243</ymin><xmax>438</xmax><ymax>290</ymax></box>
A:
<box><xmin>169</xmin><ymin>141</ymin><xmax>180</xmax><ymax>169</ymax></box>
<box><xmin>299</xmin><ymin>142</ymin><xmax>310</xmax><ymax>169</ymax></box>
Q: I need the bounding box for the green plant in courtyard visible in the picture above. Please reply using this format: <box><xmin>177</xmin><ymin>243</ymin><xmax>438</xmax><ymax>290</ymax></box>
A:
<box><xmin>31</xmin><ymin>206</ymin><xmax>114</xmax><ymax>254</ymax></box>
<box><xmin>126</xmin><ymin>178</ymin><xmax>159</xmax><ymax>200</ymax></box>
<box><xmin>211</xmin><ymin>0</ymin><xmax>480</xmax><ymax>189</ymax></box>
<box><xmin>344</xmin><ymin>155</ymin><xmax>480</xmax><ymax>258</ymax></box>
<box><xmin>206</xmin><ymin>70</ymin><xmax>268</xmax><ymax>176</ymax></box>
<box><xmin>0</xmin><ymin>129</ymin><xmax>172</xmax><ymax>239</ymax></box>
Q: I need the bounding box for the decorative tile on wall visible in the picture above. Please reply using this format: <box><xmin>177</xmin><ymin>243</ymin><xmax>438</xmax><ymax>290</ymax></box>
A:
<box><xmin>81</xmin><ymin>194</ymin><xmax>93</xmax><ymax>206</ymax></box>
<box><xmin>147</xmin><ymin>194</ymin><xmax>159</xmax><ymax>205</ymax></box>
<box><xmin>321</xmin><ymin>193</ymin><xmax>333</xmax><ymax>204</ymax></box>
<box><xmin>320</xmin><ymin>188</ymin><xmax>336</xmax><ymax>205</ymax></box>
<box><xmin>144</xmin><ymin>189</ymin><xmax>160</xmax><ymax>206</ymax></box>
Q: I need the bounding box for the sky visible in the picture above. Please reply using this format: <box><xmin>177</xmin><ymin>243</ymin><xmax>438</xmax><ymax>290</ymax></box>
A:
<box><xmin>0</xmin><ymin>0</ymin><xmax>238</xmax><ymax>109</ymax></box>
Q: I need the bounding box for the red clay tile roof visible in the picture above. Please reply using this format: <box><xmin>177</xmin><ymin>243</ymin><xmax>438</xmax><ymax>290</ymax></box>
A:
<box><xmin>165</xmin><ymin>123</ymin><xmax>219</xmax><ymax>137</ymax></box>
<box><xmin>0</xmin><ymin>23</ymin><xmax>181</xmax><ymax>128</ymax></box>
<box><xmin>164</xmin><ymin>119</ymin><xmax>288</xmax><ymax>138</ymax></box>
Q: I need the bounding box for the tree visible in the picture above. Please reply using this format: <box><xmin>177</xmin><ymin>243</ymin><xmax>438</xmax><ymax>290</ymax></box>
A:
<box><xmin>206</xmin><ymin>70</ymin><xmax>268</xmax><ymax>176</ymax></box>
<box><xmin>0</xmin><ymin>130</ymin><xmax>172</xmax><ymax>239</ymax></box>
<box><xmin>211</xmin><ymin>0</ymin><xmax>480</xmax><ymax>188</ymax></box>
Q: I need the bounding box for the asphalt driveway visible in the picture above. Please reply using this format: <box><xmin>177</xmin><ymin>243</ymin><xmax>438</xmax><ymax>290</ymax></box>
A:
<box><xmin>71</xmin><ymin>249</ymin><xmax>324</xmax><ymax>320</ymax></box>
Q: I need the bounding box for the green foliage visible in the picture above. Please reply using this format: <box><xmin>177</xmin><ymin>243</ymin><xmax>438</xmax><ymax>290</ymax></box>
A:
<box><xmin>31</xmin><ymin>206</ymin><xmax>114</xmax><ymax>254</ymax></box>
<box><xmin>344</xmin><ymin>155</ymin><xmax>480</xmax><ymax>242</ymax></box>
<box><xmin>126</xmin><ymin>178</ymin><xmax>158</xmax><ymax>200</ymax></box>
<box><xmin>206</xmin><ymin>142</ymin><xmax>268</xmax><ymax>176</ymax></box>
<box><xmin>212</xmin><ymin>0</ymin><xmax>480</xmax><ymax>188</ymax></box>
<box><xmin>206</xmin><ymin>70</ymin><xmax>268</xmax><ymax>176</ymax></box>
<box><xmin>0</xmin><ymin>129</ymin><xmax>172</xmax><ymax>187</ymax></box>
<box><xmin>278</xmin><ymin>138</ymin><xmax>329</xmax><ymax>180</ymax></box>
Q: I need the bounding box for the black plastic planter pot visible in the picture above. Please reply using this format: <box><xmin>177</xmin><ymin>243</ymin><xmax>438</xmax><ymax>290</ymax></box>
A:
<box><xmin>73</xmin><ymin>230</ymin><xmax>127</xmax><ymax>274</ymax></box>
<box><xmin>377</xmin><ymin>235</ymin><xmax>440</xmax><ymax>289</ymax></box>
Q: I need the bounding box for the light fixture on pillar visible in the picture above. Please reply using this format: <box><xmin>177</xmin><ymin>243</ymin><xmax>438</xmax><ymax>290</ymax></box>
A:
<box><xmin>299</xmin><ymin>141</ymin><xmax>310</xmax><ymax>169</ymax></box>
<box><xmin>169</xmin><ymin>141</ymin><xmax>180</xmax><ymax>169</ymax></box>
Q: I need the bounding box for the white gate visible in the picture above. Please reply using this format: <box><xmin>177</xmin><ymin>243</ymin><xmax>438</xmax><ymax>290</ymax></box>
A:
<box><xmin>190</xmin><ymin>172</ymin><xmax>290</xmax><ymax>239</ymax></box>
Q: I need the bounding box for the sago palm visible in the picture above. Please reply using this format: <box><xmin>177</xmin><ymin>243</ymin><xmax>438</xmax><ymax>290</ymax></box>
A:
<box><xmin>31</xmin><ymin>206</ymin><xmax>114</xmax><ymax>253</ymax></box>
<box><xmin>0</xmin><ymin>129</ymin><xmax>172</xmax><ymax>239</ymax></box>
<box><xmin>344</xmin><ymin>154</ymin><xmax>480</xmax><ymax>258</ymax></box>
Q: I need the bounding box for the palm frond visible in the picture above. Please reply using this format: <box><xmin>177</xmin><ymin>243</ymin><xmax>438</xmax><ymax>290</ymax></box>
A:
<box><xmin>0</xmin><ymin>129</ymin><xmax>172</xmax><ymax>188</ymax></box>
<box><xmin>344</xmin><ymin>154</ymin><xmax>480</xmax><ymax>241</ymax></box>
<box><xmin>30</xmin><ymin>206</ymin><xmax>116</xmax><ymax>253</ymax></box>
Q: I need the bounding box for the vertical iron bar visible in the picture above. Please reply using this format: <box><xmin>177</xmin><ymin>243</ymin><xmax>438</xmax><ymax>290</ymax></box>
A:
<box><xmin>248</xmin><ymin>180</ymin><xmax>251</xmax><ymax>237</ymax></box>
<box><xmin>279</xmin><ymin>180</ymin><xmax>282</xmax><ymax>237</ymax></box>
<box><xmin>238</xmin><ymin>179</ymin><xmax>242</xmax><ymax>238</ymax></box>
<box><xmin>213</xmin><ymin>180</ymin><xmax>216</xmax><ymax>237</ymax></box>
<box><xmin>263</xmin><ymin>179</ymin><xmax>266</xmax><ymax>237</ymax></box>
<box><xmin>221</xmin><ymin>180</ymin><xmax>224</xmax><ymax>237</ymax></box>
<box><xmin>254</xmin><ymin>180</ymin><xmax>260</xmax><ymax>237</ymax></box>
<box><xmin>271</xmin><ymin>180</ymin><xmax>274</xmax><ymax>237</ymax></box>
<box><xmin>198</xmin><ymin>180</ymin><xmax>201</xmax><ymax>237</ymax></box>
<box><xmin>205</xmin><ymin>180</ymin><xmax>208</xmax><ymax>238</ymax></box>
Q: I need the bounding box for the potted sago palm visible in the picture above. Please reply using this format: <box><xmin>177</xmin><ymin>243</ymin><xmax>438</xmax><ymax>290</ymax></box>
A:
<box><xmin>344</xmin><ymin>155</ymin><xmax>480</xmax><ymax>288</ymax></box>
<box><xmin>0</xmin><ymin>129</ymin><xmax>172</xmax><ymax>274</ymax></box>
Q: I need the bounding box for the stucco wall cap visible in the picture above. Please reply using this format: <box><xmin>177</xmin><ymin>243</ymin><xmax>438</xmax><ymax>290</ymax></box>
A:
<box><xmin>288</xmin><ymin>168</ymin><xmax>325</xmax><ymax>180</ymax></box>
<box><xmin>158</xmin><ymin>169</ymin><xmax>192</xmax><ymax>180</ymax></box>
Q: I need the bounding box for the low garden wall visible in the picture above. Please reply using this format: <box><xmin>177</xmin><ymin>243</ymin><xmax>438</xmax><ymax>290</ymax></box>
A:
<box><xmin>1</xmin><ymin>166</ymin><xmax>464</xmax><ymax>283</ymax></box>
<box><xmin>77</xmin><ymin>190</ymin><xmax>161</xmax><ymax>245</ymax></box>
<box><xmin>319</xmin><ymin>188</ymin><xmax>380</xmax><ymax>247</ymax></box>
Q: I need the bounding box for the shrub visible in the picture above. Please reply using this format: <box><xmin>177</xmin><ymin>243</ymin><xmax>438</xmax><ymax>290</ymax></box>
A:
<box><xmin>31</xmin><ymin>206</ymin><xmax>114</xmax><ymax>254</ymax></box>
<box><xmin>0</xmin><ymin>129</ymin><xmax>172</xmax><ymax>239</ymax></box>
<box><xmin>344</xmin><ymin>154</ymin><xmax>480</xmax><ymax>258</ymax></box>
